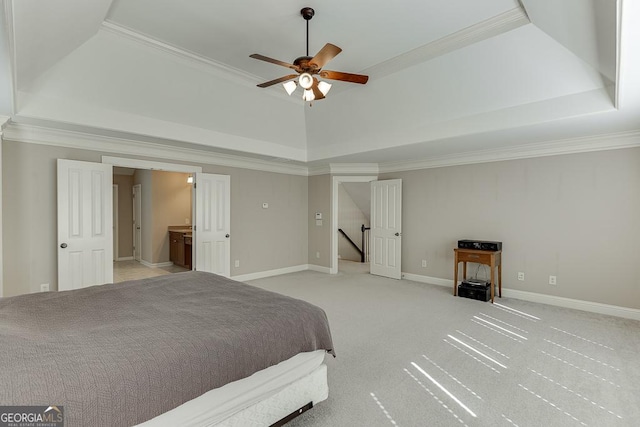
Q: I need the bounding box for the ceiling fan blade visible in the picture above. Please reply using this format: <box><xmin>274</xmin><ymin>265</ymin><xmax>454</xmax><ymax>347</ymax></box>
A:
<box><xmin>319</xmin><ymin>70</ymin><xmax>369</xmax><ymax>84</ymax></box>
<box><xmin>250</xmin><ymin>54</ymin><xmax>298</xmax><ymax>71</ymax></box>
<box><xmin>311</xmin><ymin>78</ymin><xmax>325</xmax><ymax>100</ymax></box>
<box><xmin>309</xmin><ymin>43</ymin><xmax>342</xmax><ymax>69</ymax></box>
<box><xmin>256</xmin><ymin>74</ymin><xmax>299</xmax><ymax>88</ymax></box>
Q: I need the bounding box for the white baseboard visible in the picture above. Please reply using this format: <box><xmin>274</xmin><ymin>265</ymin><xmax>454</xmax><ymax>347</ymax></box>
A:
<box><xmin>139</xmin><ymin>260</ymin><xmax>174</xmax><ymax>268</ymax></box>
<box><xmin>402</xmin><ymin>273</ymin><xmax>453</xmax><ymax>288</ymax></box>
<box><xmin>401</xmin><ymin>272</ymin><xmax>640</xmax><ymax>321</ymax></box>
<box><xmin>500</xmin><ymin>288</ymin><xmax>640</xmax><ymax>321</ymax></box>
<box><xmin>308</xmin><ymin>264</ymin><xmax>332</xmax><ymax>274</ymax></box>
<box><xmin>116</xmin><ymin>256</ymin><xmax>134</xmax><ymax>261</ymax></box>
<box><xmin>232</xmin><ymin>265</ymin><xmax>309</xmax><ymax>282</ymax></box>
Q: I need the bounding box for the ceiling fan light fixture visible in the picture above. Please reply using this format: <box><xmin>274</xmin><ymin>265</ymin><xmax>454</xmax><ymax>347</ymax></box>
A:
<box><xmin>302</xmin><ymin>89</ymin><xmax>315</xmax><ymax>102</ymax></box>
<box><xmin>299</xmin><ymin>73</ymin><xmax>313</xmax><ymax>90</ymax></box>
<box><xmin>283</xmin><ymin>80</ymin><xmax>297</xmax><ymax>95</ymax></box>
<box><xmin>250</xmin><ymin>7</ymin><xmax>368</xmax><ymax>101</ymax></box>
<box><xmin>317</xmin><ymin>80</ymin><xmax>332</xmax><ymax>96</ymax></box>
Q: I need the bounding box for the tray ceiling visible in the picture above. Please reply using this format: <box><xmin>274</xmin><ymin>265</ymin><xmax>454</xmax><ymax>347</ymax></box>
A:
<box><xmin>2</xmin><ymin>0</ymin><xmax>638</xmax><ymax>167</ymax></box>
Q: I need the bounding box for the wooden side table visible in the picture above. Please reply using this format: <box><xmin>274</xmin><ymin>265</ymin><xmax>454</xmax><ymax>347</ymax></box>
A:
<box><xmin>454</xmin><ymin>248</ymin><xmax>502</xmax><ymax>303</ymax></box>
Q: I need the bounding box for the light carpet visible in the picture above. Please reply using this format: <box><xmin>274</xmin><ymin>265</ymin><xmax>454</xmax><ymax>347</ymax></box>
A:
<box><xmin>248</xmin><ymin>261</ymin><xmax>640</xmax><ymax>427</ymax></box>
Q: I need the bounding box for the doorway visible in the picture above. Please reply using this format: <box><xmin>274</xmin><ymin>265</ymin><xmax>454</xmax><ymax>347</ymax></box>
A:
<box><xmin>57</xmin><ymin>157</ymin><xmax>231</xmax><ymax>290</ymax></box>
<box><xmin>113</xmin><ymin>168</ymin><xmax>193</xmax><ymax>282</ymax></box>
<box><xmin>331</xmin><ymin>176</ymin><xmax>376</xmax><ymax>274</ymax></box>
<box><xmin>104</xmin><ymin>157</ymin><xmax>231</xmax><ymax>282</ymax></box>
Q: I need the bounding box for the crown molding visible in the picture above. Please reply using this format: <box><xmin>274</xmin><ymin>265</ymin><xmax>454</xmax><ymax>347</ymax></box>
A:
<box><xmin>379</xmin><ymin>130</ymin><xmax>640</xmax><ymax>173</ymax></box>
<box><xmin>4</xmin><ymin>123</ymin><xmax>638</xmax><ymax>177</ymax></box>
<box><xmin>329</xmin><ymin>163</ymin><xmax>379</xmax><ymax>175</ymax></box>
<box><xmin>364</xmin><ymin>6</ymin><xmax>530</xmax><ymax>80</ymax></box>
<box><xmin>101</xmin><ymin>20</ymin><xmax>257</xmax><ymax>83</ymax></box>
<box><xmin>100</xmin><ymin>21</ymin><xmax>303</xmax><ymax>105</ymax></box>
<box><xmin>307</xmin><ymin>164</ymin><xmax>331</xmax><ymax>176</ymax></box>
<box><xmin>2</xmin><ymin>123</ymin><xmax>309</xmax><ymax>176</ymax></box>
<box><xmin>307</xmin><ymin>163</ymin><xmax>380</xmax><ymax>176</ymax></box>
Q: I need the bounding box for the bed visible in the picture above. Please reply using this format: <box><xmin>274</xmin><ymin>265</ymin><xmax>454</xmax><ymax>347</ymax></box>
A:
<box><xmin>0</xmin><ymin>271</ymin><xmax>335</xmax><ymax>426</ymax></box>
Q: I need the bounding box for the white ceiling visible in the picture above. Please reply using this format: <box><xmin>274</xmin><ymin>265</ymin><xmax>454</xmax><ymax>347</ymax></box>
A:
<box><xmin>2</xmin><ymin>0</ymin><xmax>639</xmax><ymax>168</ymax></box>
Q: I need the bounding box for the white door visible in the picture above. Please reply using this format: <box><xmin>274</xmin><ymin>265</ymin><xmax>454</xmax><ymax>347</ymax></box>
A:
<box><xmin>370</xmin><ymin>179</ymin><xmax>402</xmax><ymax>279</ymax></box>
<box><xmin>57</xmin><ymin>159</ymin><xmax>113</xmax><ymax>290</ymax></box>
<box><xmin>133</xmin><ymin>184</ymin><xmax>142</xmax><ymax>262</ymax></box>
<box><xmin>113</xmin><ymin>184</ymin><xmax>118</xmax><ymax>261</ymax></box>
<box><xmin>194</xmin><ymin>173</ymin><xmax>230</xmax><ymax>277</ymax></box>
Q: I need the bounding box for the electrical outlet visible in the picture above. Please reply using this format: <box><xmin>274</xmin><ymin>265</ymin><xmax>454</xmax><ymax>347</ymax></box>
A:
<box><xmin>517</xmin><ymin>272</ymin><xmax>525</xmax><ymax>281</ymax></box>
<box><xmin>316</xmin><ymin>252</ymin><xmax>320</xmax><ymax>259</ymax></box>
<box><xmin>40</xmin><ymin>283</ymin><xmax>50</xmax><ymax>292</ymax></box>
<box><xmin>549</xmin><ymin>275</ymin><xmax>557</xmax><ymax>285</ymax></box>
<box><xmin>234</xmin><ymin>260</ymin><xmax>240</xmax><ymax>268</ymax></box>
<box><xmin>421</xmin><ymin>259</ymin><xmax>427</xmax><ymax>268</ymax></box>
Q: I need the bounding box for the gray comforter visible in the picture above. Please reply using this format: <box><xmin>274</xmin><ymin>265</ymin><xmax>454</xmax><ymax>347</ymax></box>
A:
<box><xmin>0</xmin><ymin>271</ymin><xmax>334</xmax><ymax>426</ymax></box>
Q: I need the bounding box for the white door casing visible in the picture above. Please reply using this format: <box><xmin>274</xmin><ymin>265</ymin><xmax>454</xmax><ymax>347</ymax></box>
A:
<box><xmin>113</xmin><ymin>184</ymin><xmax>118</xmax><ymax>261</ymax></box>
<box><xmin>195</xmin><ymin>173</ymin><xmax>230</xmax><ymax>277</ymax></box>
<box><xmin>370</xmin><ymin>179</ymin><xmax>402</xmax><ymax>279</ymax></box>
<box><xmin>57</xmin><ymin>159</ymin><xmax>113</xmax><ymax>290</ymax></box>
<box><xmin>133</xmin><ymin>184</ymin><xmax>141</xmax><ymax>262</ymax></box>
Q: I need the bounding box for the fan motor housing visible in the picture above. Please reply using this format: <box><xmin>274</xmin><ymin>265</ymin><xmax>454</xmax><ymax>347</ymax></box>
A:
<box><xmin>293</xmin><ymin>56</ymin><xmax>318</xmax><ymax>72</ymax></box>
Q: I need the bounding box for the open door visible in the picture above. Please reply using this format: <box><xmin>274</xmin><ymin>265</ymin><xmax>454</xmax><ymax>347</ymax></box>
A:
<box><xmin>194</xmin><ymin>173</ymin><xmax>230</xmax><ymax>277</ymax></box>
<box><xmin>370</xmin><ymin>179</ymin><xmax>402</xmax><ymax>279</ymax></box>
<box><xmin>133</xmin><ymin>184</ymin><xmax>142</xmax><ymax>262</ymax></box>
<box><xmin>57</xmin><ymin>159</ymin><xmax>113</xmax><ymax>290</ymax></box>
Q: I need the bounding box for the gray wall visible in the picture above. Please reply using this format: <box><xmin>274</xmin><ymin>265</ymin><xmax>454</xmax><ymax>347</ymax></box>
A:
<box><xmin>308</xmin><ymin>174</ymin><xmax>331</xmax><ymax>269</ymax></box>
<box><xmin>113</xmin><ymin>174</ymin><xmax>133</xmax><ymax>258</ymax></box>
<box><xmin>3</xmin><ymin>138</ymin><xmax>639</xmax><ymax>310</ymax></box>
<box><xmin>379</xmin><ymin>147</ymin><xmax>640</xmax><ymax>310</ymax></box>
<box><xmin>226</xmin><ymin>167</ymin><xmax>307</xmax><ymax>274</ymax></box>
<box><xmin>151</xmin><ymin>170</ymin><xmax>191</xmax><ymax>264</ymax></box>
<box><xmin>2</xmin><ymin>140</ymin><xmax>308</xmax><ymax>296</ymax></box>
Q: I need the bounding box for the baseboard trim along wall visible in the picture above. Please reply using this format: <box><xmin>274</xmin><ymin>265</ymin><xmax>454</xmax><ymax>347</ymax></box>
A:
<box><xmin>308</xmin><ymin>265</ymin><xmax>332</xmax><ymax>274</ymax></box>
<box><xmin>139</xmin><ymin>260</ymin><xmax>174</xmax><ymax>269</ymax></box>
<box><xmin>117</xmin><ymin>256</ymin><xmax>134</xmax><ymax>261</ymax></box>
<box><xmin>231</xmin><ymin>264</ymin><xmax>332</xmax><ymax>282</ymax></box>
<box><xmin>232</xmin><ymin>265</ymin><xmax>310</xmax><ymax>282</ymax></box>
<box><xmin>402</xmin><ymin>272</ymin><xmax>640</xmax><ymax>321</ymax></box>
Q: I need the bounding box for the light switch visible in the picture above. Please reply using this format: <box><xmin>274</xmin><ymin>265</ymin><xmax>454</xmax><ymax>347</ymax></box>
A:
<box><xmin>262</xmin><ymin>202</ymin><xmax>268</xmax><ymax>209</ymax></box>
<box><xmin>315</xmin><ymin>212</ymin><xmax>322</xmax><ymax>220</ymax></box>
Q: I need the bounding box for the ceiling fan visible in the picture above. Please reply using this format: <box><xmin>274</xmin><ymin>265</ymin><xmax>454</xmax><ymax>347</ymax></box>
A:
<box><xmin>250</xmin><ymin>7</ymin><xmax>369</xmax><ymax>102</ymax></box>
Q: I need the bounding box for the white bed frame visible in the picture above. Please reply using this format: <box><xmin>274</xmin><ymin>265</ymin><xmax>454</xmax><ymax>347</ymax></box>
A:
<box><xmin>137</xmin><ymin>351</ymin><xmax>328</xmax><ymax>427</ymax></box>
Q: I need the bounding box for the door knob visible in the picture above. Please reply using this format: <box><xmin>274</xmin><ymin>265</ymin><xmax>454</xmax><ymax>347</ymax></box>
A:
<box><xmin>394</xmin><ymin>232</ymin><xmax>400</xmax><ymax>236</ymax></box>
<box><xmin>60</xmin><ymin>243</ymin><xmax>68</xmax><ymax>248</ymax></box>
<box><xmin>225</xmin><ymin>234</ymin><xmax>230</xmax><ymax>238</ymax></box>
